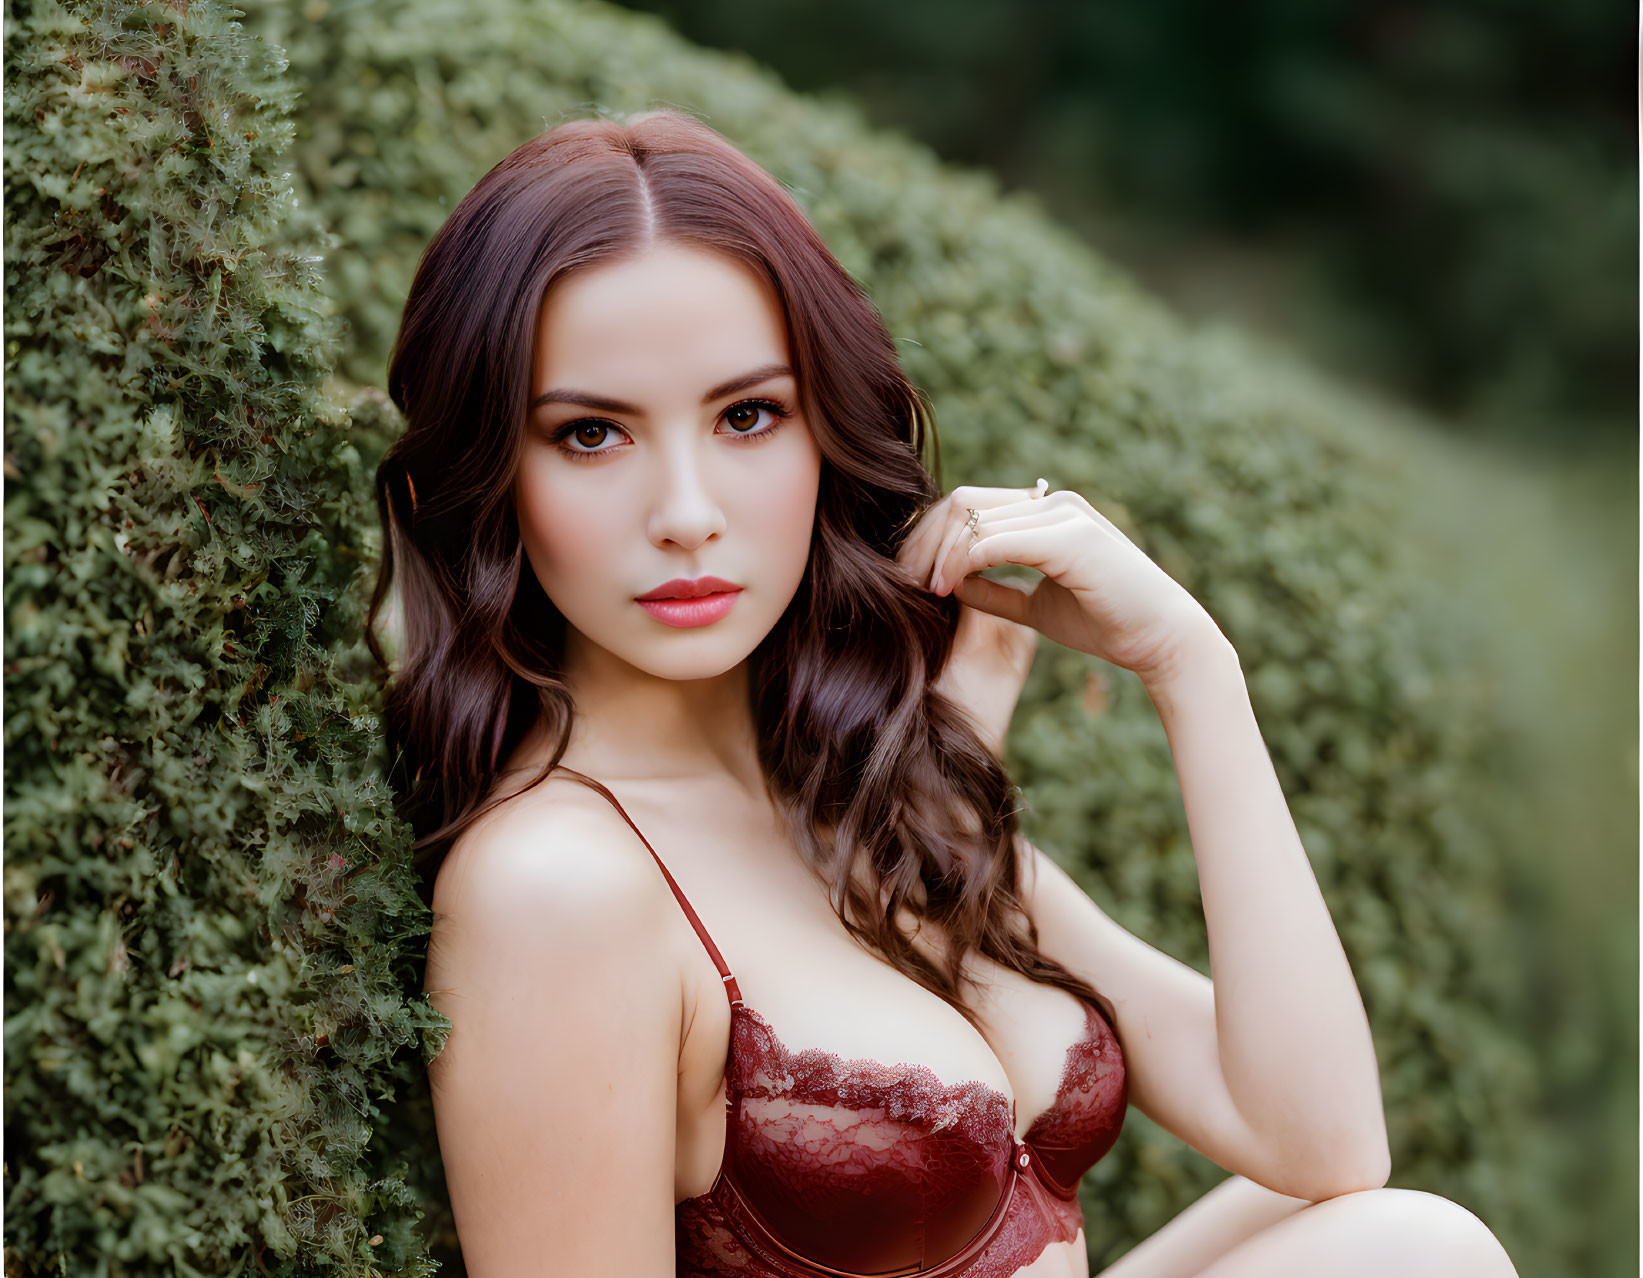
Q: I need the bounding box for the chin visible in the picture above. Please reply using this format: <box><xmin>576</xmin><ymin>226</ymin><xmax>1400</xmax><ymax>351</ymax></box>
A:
<box><xmin>628</xmin><ymin>644</ymin><xmax>757</xmax><ymax>682</ymax></box>
<box><xmin>595</xmin><ymin>617</ymin><xmax>763</xmax><ymax>682</ymax></box>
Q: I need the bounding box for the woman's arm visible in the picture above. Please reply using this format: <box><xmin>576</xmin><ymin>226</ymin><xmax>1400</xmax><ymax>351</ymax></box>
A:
<box><xmin>919</xmin><ymin>481</ymin><xmax>1389</xmax><ymax>1188</ymax></box>
<box><xmin>427</xmin><ymin>796</ymin><xmax>684</xmax><ymax>1276</ymax></box>
<box><xmin>1138</xmin><ymin>627</ymin><xmax>1390</xmax><ymax>1185</ymax></box>
<box><xmin>898</xmin><ymin>483</ymin><xmax>1042</xmax><ymax>759</ymax></box>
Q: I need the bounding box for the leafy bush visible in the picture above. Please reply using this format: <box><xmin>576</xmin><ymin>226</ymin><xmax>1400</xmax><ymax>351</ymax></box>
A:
<box><xmin>239</xmin><ymin>0</ymin><xmax>1563</xmax><ymax>1266</ymax></box>
<box><xmin>5</xmin><ymin>0</ymin><xmax>1584</xmax><ymax>1275</ymax></box>
<box><xmin>4</xmin><ymin>3</ymin><xmax>435</xmax><ymax>1274</ymax></box>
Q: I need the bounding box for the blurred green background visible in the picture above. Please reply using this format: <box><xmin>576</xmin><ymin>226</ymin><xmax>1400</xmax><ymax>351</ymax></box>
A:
<box><xmin>611</xmin><ymin>0</ymin><xmax>1637</xmax><ymax>458</ymax></box>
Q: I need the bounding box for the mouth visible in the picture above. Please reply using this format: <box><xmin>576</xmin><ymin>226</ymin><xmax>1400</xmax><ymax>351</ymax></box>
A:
<box><xmin>635</xmin><ymin>588</ymin><xmax>742</xmax><ymax>629</ymax></box>
<box><xmin>634</xmin><ymin>575</ymin><xmax>742</xmax><ymax>602</ymax></box>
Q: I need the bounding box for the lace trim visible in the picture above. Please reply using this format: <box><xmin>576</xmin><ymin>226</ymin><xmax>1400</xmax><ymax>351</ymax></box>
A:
<box><xmin>730</xmin><ymin>1003</ymin><xmax>1018</xmax><ymax>1145</ymax></box>
<box><xmin>1022</xmin><ymin>1000</ymin><xmax>1127</xmax><ymax>1150</ymax></box>
<box><xmin>673</xmin><ymin>998</ymin><xmax>1120</xmax><ymax>1276</ymax></box>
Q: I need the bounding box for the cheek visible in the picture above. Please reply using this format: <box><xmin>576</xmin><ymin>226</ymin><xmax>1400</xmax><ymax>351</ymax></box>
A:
<box><xmin>750</xmin><ymin>454</ymin><xmax>821</xmax><ymax>582</ymax></box>
<box><xmin>515</xmin><ymin>472</ymin><xmax>607</xmax><ymax>587</ymax></box>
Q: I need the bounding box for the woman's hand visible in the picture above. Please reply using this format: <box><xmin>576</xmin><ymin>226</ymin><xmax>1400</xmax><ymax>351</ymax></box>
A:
<box><xmin>909</xmin><ymin>483</ymin><xmax>1224</xmax><ymax>685</ymax></box>
<box><xmin>896</xmin><ymin>488</ymin><xmax>1040</xmax><ymax>757</ymax></box>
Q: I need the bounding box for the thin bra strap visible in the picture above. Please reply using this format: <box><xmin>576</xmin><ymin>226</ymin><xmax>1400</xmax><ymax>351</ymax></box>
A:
<box><xmin>549</xmin><ymin>765</ymin><xmax>743</xmax><ymax>1008</ymax></box>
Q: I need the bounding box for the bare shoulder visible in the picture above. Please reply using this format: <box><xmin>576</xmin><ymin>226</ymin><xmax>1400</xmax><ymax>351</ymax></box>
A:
<box><xmin>432</xmin><ymin>770</ymin><xmax>676</xmax><ymax>929</ymax></box>
<box><xmin>424</xmin><ymin>771</ymin><xmax>688</xmax><ymax>1027</ymax></box>
<box><xmin>424</xmin><ymin>772</ymin><xmax>686</xmax><ymax>1272</ymax></box>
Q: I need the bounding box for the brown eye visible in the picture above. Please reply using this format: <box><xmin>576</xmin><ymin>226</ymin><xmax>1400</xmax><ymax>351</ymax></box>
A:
<box><xmin>719</xmin><ymin>398</ymin><xmax>790</xmax><ymax>437</ymax></box>
<box><xmin>548</xmin><ymin>419</ymin><xmax>632</xmax><ymax>460</ymax></box>
<box><xmin>569</xmin><ymin>423</ymin><xmax>613</xmax><ymax>448</ymax></box>
<box><xmin>547</xmin><ymin>396</ymin><xmax>791</xmax><ymax>463</ymax></box>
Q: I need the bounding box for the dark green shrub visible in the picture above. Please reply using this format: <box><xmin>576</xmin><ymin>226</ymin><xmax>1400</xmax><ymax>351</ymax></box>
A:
<box><xmin>236</xmin><ymin>0</ymin><xmax>1564</xmax><ymax>1271</ymax></box>
<box><xmin>4</xmin><ymin>3</ymin><xmax>435</xmax><ymax>1274</ymax></box>
<box><xmin>5</xmin><ymin>0</ymin><xmax>1586</xmax><ymax>1275</ymax></box>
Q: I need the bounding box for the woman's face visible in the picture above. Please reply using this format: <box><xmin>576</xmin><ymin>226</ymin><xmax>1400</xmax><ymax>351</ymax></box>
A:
<box><xmin>516</xmin><ymin>242</ymin><xmax>823</xmax><ymax>682</ymax></box>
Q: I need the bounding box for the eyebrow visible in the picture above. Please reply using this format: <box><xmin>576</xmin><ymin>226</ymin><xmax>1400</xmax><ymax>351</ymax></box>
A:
<box><xmin>529</xmin><ymin>363</ymin><xmax>795</xmax><ymax>415</ymax></box>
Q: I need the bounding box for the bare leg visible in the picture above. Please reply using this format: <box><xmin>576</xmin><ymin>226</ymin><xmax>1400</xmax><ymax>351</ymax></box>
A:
<box><xmin>1191</xmin><ymin>1187</ymin><xmax>1520</xmax><ymax>1278</ymax></box>
<box><xmin>1094</xmin><ymin>1175</ymin><xmax>1319</xmax><ymax>1278</ymax></box>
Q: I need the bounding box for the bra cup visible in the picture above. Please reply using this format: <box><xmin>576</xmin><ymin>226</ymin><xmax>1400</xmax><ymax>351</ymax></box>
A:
<box><xmin>727</xmin><ymin>1110</ymin><xmax>1012</xmax><ymax>1274</ymax></box>
<box><xmin>682</xmin><ymin>998</ymin><xmax>1127</xmax><ymax>1276</ymax></box>
<box><xmin>917</xmin><ymin>1138</ymin><xmax>1017</xmax><ymax>1264</ymax></box>
<box><xmin>1019</xmin><ymin>1003</ymin><xmax>1129</xmax><ymax>1200</ymax></box>
<box><xmin>545</xmin><ymin>769</ymin><xmax>1128</xmax><ymax>1275</ymax></box>
<box><xmin>1023</xmin><ymin>1131</ymin><xmax>1117</xmax><ymax>1202</ymax></box>
<box><xmin>724</xmin><ymin>1003</ymin><xmax>1020</xmax><ymax>1273</ymax></box>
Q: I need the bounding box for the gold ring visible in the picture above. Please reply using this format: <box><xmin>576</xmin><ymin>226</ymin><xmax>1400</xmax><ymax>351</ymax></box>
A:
<box><xmin>965</xmin><ymin>506</ymin><xmax>981</xmax><ymax>541</ymax></box>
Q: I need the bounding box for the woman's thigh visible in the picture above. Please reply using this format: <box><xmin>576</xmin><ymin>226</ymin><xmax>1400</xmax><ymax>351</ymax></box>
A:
<box><xmin>1093</xmin><ymin>1179</ymin><xmax>1518</xmax><ymax>1278</ymax></box>
<box><xmin>1190</xmin><ymin>1187</ymin><xmax>1519</xmax><ymax>1278</ymax></box>
<box><xmin>1094</xmin><ymin>1175</ymin><xmax>1319</xmax><ymax>1278</ymax></box>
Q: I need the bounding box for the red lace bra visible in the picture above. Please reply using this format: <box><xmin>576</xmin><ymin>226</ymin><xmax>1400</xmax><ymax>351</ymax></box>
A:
<box><xmin>555</xmin><ymin>767</ymin><xmax>1127</xmax><ymax>1277</ymax></box>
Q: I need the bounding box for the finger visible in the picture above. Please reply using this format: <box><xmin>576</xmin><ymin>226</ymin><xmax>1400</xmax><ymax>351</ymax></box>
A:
<box><xmin>900</xmin><ymin>486</ymin><xmax>1045</xmax><ymax>580</ymax></box>
<box><xmin>972</xmin><ymin>503</ymin><xmax>1104</xmax><ymax>539</ymax></box>
<box><xmin>898</xmin><ymin>502</ymin><xmax>965</xmax><ymax>579</ymax></box>
<box><xmin>1039</xmin><ymin>487</ymin><xmax>1126</xmax><ymax>538</ymax></box>
<box><xmin>894</xmin><ymin>501</ymin><xmax>945</xmax><ymax>564</ymax></box>
<box><xmin>951</xmin><ymin>573</ymin><xmax>1038</xmax><ymax>627</ymax></box>
<box><xmin>934</xmin><ymin>504</ymin><xmax>1078</xmax><ymax>594</ymax></box>
<box><xmin>928</xmin><ymin>514</ymin><xmax>975</xmax><ymax>592</ymax></box>
<box><xmin>960</xmin><ymin>525</ymin><xmax>1069</xmax><ymax>580</ymax></box>
<box><xmin>963</xmin><ymin>488</ymin><xmax>1117</xmax><ymax>534</ymax></box>
<box><xmin>924</xmin><ymin>486</ymin><xmax>1052</xmax><ymax>592</ymax></box>
<box><xmin>951</xmin><ymin>483</ymin><xmax>1053</xmax><ymax>505</ymax></box>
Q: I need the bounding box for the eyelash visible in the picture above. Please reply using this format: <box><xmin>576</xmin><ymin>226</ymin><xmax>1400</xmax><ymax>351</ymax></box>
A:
<box><xmin>547</xmin><ymin>397</ymin><xmax>793</xmax><ymax>462</ymax></box>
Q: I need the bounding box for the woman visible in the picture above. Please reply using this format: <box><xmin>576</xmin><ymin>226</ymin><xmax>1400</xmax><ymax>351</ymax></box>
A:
<box><xmin>369</xmin><ymin>109</ymin><xmax>1520</xmax><ymax>1278</ymax></box>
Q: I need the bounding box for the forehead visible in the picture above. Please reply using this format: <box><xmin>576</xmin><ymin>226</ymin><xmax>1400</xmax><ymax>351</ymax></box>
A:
<box><xmin>532</xmin><ymin>244</ymin><xmax>790</xmax><ymax>387</ymax></box>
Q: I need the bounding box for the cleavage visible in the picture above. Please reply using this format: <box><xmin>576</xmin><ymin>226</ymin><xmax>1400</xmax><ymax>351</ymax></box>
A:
<box><xmin>730</xmin><ymin>948</ymin><xmax>1089</xmax><ymax>1145</ymax></box>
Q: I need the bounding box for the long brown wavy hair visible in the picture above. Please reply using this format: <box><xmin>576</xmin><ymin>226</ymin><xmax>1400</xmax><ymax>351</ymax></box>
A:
<box><xmin>365</xmin><ymin>107</ymin><xmax>1114</xmax><ymax>1034</ymax></box>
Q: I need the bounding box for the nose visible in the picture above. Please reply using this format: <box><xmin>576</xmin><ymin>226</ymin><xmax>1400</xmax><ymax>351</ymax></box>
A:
<box><xmin>645</xmin><ymin>432</ymin><xmax>727</xmax><ymax>551</ymax></box>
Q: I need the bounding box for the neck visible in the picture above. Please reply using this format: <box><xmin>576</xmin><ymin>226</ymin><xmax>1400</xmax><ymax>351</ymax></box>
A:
<box><xmin>529</xmin><ymin>627</ymin><xmax>766</xmax><ymax>795</ymax></box>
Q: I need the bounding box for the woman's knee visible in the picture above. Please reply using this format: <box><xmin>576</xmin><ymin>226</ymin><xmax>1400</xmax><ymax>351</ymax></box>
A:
<box><xmin>1326</xmin><ymin>1187</ymin><xmax>1518</xmax><ymax>1275</ymax></box>
<box><xmin>1366</xmin><ymin>1182</ymin><xmax>1518</xmax><ymax>1261</ymax></box>
<box><xmin>1192</xmin><ymin>1185</ymin><xmax>1520</xmax><ymax>1278</ymax></box>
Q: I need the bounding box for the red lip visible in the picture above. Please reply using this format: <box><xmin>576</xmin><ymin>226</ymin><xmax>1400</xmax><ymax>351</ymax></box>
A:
<box><xmin>635</xmin><ymin>575</ymin><xmax>742</xmax><ymax>601</ymax></box>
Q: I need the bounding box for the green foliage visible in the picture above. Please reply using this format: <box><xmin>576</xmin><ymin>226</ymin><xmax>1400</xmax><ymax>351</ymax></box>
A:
<box><xmin>232</xmin><ymin>0</ymin><xmax>1573</xmax><ymax>1273</ymax></box>
<box><xmin>5</xmin><ymin>0</ymin><xmax>1591</xmax><ymax>1276</ymax></box>
<box><xmin>3</xmin><ymin>2</ymin><xmax>435</xmax><ymax>1274</ymax></box>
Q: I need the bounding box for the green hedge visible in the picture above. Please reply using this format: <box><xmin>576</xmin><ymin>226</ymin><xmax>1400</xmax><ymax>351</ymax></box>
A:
<box><xmin>5</xmin><ymin>0</ymin><xmax>1587</xmax><ymax>1275</ymax></box>
<box><xmin>3</xmin><ymin>3</ymin><xmax>435</xmax><ymax>1275</ymax></box>
<box><xmin>242</xmin><ymin>0</ymin><xmax>1564</xmax><ymax>1267</ymax></box>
